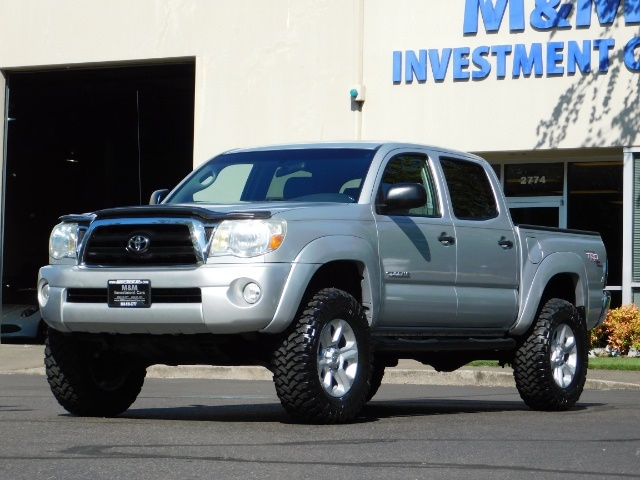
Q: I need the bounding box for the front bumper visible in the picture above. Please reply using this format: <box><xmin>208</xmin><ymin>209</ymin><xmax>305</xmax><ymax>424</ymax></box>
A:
<box><xmin>38</xmin><ymin>263</ymin><xmax>292</xmax><ymax>335</ymax></box>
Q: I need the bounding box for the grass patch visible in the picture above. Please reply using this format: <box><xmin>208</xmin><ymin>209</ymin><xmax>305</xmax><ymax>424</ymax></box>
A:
<box><xmin>587</xmin><ymin>357</ymin><xmax>640</xmax><ymax>371</ymax></box>
<box><xmin>468</xmin><ymin>360</ymin><xmax>502</xmax><ymax>368</ymax></box>
<box><xmin>468</xmin><ymin>357</ymin><xmax>640</xmax><ymax>371</ymax></box>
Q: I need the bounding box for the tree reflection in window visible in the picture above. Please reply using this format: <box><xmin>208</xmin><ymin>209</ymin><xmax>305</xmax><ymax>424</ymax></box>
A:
<box><xmin>380</xmin><ymin>155</ymin><xmax>440</xmax><ymax>217</ymax></box>
<box><xmin>441</xmin><ymin>157</ymin><xmax>498</xmax><ymax>220</ymax></box>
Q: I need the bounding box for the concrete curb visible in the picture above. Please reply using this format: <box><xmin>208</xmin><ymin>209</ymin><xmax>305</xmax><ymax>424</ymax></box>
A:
<box><xmin>147</xmin><ymin>365</ymin><xmax>273</xmax><ymax>381</ymax></box>
<box><xmin>383</xmin><ymin>368</ymin><xmax>640</xmax><ymax>390</ymax></box>
<box><xmin>3</xmin><ymin>365</ymin><xmax>638</xmax><ymax>390</ymax></box>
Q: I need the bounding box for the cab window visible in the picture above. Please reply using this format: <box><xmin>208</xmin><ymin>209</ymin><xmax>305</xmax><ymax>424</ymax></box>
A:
<box><xmin>379</xmin><ymin>154</ymin><xmax>440</xmax><ymax>217</ymax></box>
<box><xmin>440</xmin><ymin>157</ymin><xmax>498</xmax><ymax>220</ymax></box>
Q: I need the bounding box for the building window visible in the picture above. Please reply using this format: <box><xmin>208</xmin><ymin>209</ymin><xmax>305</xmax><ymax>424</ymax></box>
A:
<box><xmin>510</xmin><ymin>207</ymin><xmax>559</xmax><ymax>227</ymax></box>
<box><xmin>634</xmin><ymin>156</ymin><xmax>640</xmax><ymax>284</ymax></box>
<box><xmin>504</xmin><ymin>163</ymin><xmax>564</xmax><ymax>197</ymax></box>
<box><xmin>568</xmin><ymin>161</ymin><xmax>623</xmax><ymax>290</ymax></box>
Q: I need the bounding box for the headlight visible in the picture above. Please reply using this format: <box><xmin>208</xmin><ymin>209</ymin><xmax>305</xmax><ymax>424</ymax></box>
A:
<box><xmin>209</xmin><ymin>219</ymin><xmax>286</xmax><ymax>258</ymax></box>
<box><xmin>49</xmin><ymin>223</ymin><xmax>79</xmax><ymax>260</ymax></box>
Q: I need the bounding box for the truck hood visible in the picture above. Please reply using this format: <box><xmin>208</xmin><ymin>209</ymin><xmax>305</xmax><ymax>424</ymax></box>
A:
<box><xmin>59</xmin><ymin>201</ymin><xmax>357</xmax><ymax>224</ymax></box>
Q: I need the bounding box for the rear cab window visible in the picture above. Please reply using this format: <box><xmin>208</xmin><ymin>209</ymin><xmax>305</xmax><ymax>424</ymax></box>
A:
<box><xmin>439</xmin><ymin>157</ymin><xmax>498</xmax><ymax>221</ymax></box>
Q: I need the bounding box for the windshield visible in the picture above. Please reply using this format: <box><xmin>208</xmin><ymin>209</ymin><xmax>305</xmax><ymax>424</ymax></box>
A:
<box><xmin>165</xmin><ymin>148</ymin><xmax>377</xmax><ymax>204</ymax></box>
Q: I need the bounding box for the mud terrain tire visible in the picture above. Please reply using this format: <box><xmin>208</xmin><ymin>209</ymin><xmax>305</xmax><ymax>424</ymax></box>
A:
<box><xmin>45</xmin><ymin>329</ymin><xmax>146</xmax><ymax>417</ymax></box>
<box><xmin>513</xmin><ymin>298</ymin><xmax>588</xmax><ymax>411</ymax></box>
<box><xmin>272</xmin><ymin>288</ymin><xmax>372</xmax><ymax>424</ymax></box>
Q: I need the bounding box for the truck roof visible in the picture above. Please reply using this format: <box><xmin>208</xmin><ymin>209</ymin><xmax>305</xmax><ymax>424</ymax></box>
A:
<box><xmin>220</xmin><ymin>141</ymin><xmax>484</xmax><ymax>163</ymax></box>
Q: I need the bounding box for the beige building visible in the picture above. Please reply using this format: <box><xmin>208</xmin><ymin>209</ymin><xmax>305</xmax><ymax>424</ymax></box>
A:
<box><xmin>0</xmin><ymin>0</ymin><xmax>637</xmax><ymax>308</ymax></box>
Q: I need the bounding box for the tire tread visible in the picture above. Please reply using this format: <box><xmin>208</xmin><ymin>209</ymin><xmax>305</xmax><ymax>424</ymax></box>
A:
<box><xmin>513</xmin><ymin>298</ymin><xmax>588</xmax><ymax>411</ymax></box>
<box><xmin>272</xmin><ymin>288</ymin><xmax>372</xmax><ymax>424</ymax></box>
<box><xmin>45</xmin><ymin>329</ymin><xmax>146</xmax><ymax>417</ymax></box>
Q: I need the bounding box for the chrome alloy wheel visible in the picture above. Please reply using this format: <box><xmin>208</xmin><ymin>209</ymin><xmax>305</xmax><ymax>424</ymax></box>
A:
<box><xmin>317</xmin><ymin>318</ymin><xmax>359</xmax><ymax>397</ymax></box>
<box><xmin>550</xmin><ymin>323</ymin><xmax>578</xmax><ymax>389</ymax></box>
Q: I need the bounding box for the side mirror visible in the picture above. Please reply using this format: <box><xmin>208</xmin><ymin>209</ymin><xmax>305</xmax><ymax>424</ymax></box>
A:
<box><xmin>378</xmin><ymin>183</ymin><xmax>427</xmax><ymax>215</ymax></box>
<box><xmin>149</xmin><ymin>189</ymin><xmax>170</xmax><ymax>205</ymax></box>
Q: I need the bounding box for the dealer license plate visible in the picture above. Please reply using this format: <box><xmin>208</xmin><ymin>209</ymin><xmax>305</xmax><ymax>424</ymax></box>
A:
<box><xmin>108</xmin><ymin>280</ymin><xmax>151</xmax><ymax>308</ymax></box>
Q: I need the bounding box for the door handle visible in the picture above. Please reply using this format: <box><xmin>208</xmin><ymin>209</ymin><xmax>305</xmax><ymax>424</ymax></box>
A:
<box><xmin>438</xmin><ymin>234</ymin><xmax>455</xmax><ymax>246</ymax></box>
<box><xmin>498</xmin><ymin>237</ymin><xmax>514</xmax><ymax>249</ymax></box>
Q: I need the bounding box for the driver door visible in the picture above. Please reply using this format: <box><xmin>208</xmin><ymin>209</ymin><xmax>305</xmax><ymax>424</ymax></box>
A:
<box><xmin>375</xmin><ymin>152</ymin><xmax>458</xmax><ymax>327</ymax></box>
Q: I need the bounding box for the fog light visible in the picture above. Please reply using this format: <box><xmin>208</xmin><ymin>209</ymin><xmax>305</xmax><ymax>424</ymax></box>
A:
<box><xmin>39</xmin><ymin>282</ymin><xmax>50</xmax><ymax>307</ymax></box>
<box><xmin>243</xmin><ymin>282</ymin><xmax>262</xmax><ymax>304</ymax></box>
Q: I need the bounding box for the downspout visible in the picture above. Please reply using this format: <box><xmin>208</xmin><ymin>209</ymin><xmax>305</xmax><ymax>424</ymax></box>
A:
<box><xmin>353</xmin><ymin>0</ymin><xmax>364</xmax><ymax>140</ymax></box>
<box><xmin>0</xmin><ymin>72</ymin><xmax>7</xmax><ymax>323</ymax></box>
<box><xmin>622</xmin><ymin>148</ymin><xmax>634</xmax><ymax>304</ymax></box>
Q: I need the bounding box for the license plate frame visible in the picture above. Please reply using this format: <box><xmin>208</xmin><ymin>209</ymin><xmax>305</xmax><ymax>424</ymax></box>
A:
<box><xmin>107</xmin><ymin>280</ymin><xmax>151</xmax><ymax>308</ymax></box>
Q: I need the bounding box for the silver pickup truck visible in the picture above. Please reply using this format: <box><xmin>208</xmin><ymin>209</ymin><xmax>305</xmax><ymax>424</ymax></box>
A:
<box><xmin>38</xmin><ymin>142</ymin><xmax>610</xmax><ymax>423</ymax></box>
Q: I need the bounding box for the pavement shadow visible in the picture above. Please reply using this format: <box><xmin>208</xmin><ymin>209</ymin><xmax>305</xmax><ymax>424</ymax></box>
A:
<box><xmin>116</xmin><ymin>397</ymin><xmax>598</xmax><ymax>425</ymax></box>
<box><xmin>362</xmin><ymin>398</ymin><xmax>601</xmax><ymax>421</ymax></box>
<box><xmin>363</xmin><ymin>399</ymin><xmax>532</xmax><ymax>419</ymax></box>
<box><xmin>123</xmin><ymin>403</ymin><xmax>294</xmax><ymax>423</ymax></box>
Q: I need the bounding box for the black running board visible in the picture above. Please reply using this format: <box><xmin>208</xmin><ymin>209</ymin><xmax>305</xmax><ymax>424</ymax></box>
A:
<box><xmin>373</xmin><ymin>337</ymin><xmax>516</xmax><ymax>353</ymax></box>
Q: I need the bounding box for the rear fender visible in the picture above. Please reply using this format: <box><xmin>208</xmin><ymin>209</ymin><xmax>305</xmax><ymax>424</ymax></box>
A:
<box><xmin>510</xmin><ymin>252</ymin><xmax>587</xmax><ymax>336</ymax></box>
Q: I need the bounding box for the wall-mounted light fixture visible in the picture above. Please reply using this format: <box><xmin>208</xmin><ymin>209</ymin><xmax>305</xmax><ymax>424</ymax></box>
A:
<box><xmin>349</xmin><ymin>84</ymin><xmax>366</xmax><ymax>102</ymax></box>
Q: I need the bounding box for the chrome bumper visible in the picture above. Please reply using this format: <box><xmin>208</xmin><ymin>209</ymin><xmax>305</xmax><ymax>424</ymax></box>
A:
<box><xmin>38</xmin><ymin>263</ymin><xmax>292</xmax><ymax>335</ymax></box>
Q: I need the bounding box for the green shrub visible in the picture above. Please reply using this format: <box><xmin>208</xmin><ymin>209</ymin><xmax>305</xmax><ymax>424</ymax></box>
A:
<box><xmin>589</xmin><ymin>319</ymin><xmax>609</xmax><ymax>350</ymax></box>
<box><xmin>590</xmin><ymin>304</ymin><xmax>640</xmax><ymax>355</ymax></box>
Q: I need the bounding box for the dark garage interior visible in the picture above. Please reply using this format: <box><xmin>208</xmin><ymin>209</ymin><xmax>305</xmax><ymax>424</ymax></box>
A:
<box><xmin>2</xmin><ymin>62</ymin><xmax>195</xmax><ymax>323</ymax></box>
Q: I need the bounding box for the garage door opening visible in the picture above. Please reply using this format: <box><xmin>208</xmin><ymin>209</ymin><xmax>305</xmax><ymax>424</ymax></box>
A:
<box><xmin>1</xmin><ymin>62</ymin><xmax>195</xmax><ymax>342</ymax></box>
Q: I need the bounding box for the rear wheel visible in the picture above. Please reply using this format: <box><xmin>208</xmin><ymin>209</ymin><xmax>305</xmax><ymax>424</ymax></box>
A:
<box><xmin>272</xmin><ymin>288</ymin><xmax>372</xmax><ymax>424</ymax></box>
<box><xmin>45</xmin><ymin>329</ymin><xmax>146</xmax><ymax>417</ymax></box>
<box><xmin>513</xmin><ymin>298</ymin><xmax>588</xmax><ymax>411</ymax></box>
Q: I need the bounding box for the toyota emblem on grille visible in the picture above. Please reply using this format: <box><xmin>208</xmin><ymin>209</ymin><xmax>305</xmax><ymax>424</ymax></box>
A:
<box><xmin>127</xmin><ymin>235</ymin><xmax>150</xmax><ymax>254</ymax></box>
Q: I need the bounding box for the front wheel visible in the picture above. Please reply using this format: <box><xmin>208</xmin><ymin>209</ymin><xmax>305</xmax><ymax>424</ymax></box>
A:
<box><xmin>45</xmin><ymin>329</ymin><xmax>146</xmax><ymax>417</ymax></box>
<box><xmin>513</xmin><ymin>298</ymin><xmax>588</xmax><ymax>411</ymax></box>
<box><xmin>366</xmin><ymin>359</ymin><xmax>386</xmax><ymax>402</ymax></box>
<box><xmin>272</xmin><ymin>288</ymin><xmax>372</xmax><ymax>424</ymax></box>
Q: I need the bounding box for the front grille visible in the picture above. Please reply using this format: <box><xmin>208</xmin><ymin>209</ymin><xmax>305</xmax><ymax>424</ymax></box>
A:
<box><xmin>83</xmin><ymin>224</ymin><xmax>197</xmax><ymax>266</ymax></box>
<box><xmin>67</xmin><ymin>288</ymin><xmax>202</xmax><ymax>304</ymax></box>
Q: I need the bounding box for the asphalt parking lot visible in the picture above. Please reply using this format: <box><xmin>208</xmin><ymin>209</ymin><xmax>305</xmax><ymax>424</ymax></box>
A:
<box><xmin>1</xmin><ymin>373</ymin><xmax>639</xmax><ymax>480</ymax></box>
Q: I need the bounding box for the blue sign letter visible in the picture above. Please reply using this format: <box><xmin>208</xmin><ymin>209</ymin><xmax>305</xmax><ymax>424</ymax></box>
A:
<box><xmin>576</xmin><ymin>0</ymin><xmax>620</xmax><ymax>27</ymax></box>
<box><xmin>472</xmin><ymin>46</ymin><xmax>492</xmax><ymax>79</ymax></box>
<box><xmin>429</xmin><ymin>49</ymin><xmax>453</xmax><ymax>81</ymax></box>
<box><xmin>567</xmin><ymin>40</ymin><xmax>592</xmax><ymax>74</ymax></box>
<box><xmin>464</xmin><ymin>0</ymin><xmax>524</xmax><ymax>33</ymax></box>
<box><xmin>453</xmin><ymin>48</ymin><xmax>471</xmax><ymax>80</ymax></box>
<box><xmin>594</xmin><ymin>38</ymin><xmax>615</xmax><ymax>71</ymax></box>
<box><xmin>575</xmin><ymin>0</ymin><xmax>640</xmax><ymax>26</ymax></box>
<box><xmin>492</xmin><ymin>45</ymin><xmax>513</xmax><ymax>78</ymax></box>
<box><xmin>625</xmin><ymin>0</ymin><xmax>640</xmax><ymax>23</ymax></box>
<box><xmin>512</xmin><ymin>43</ymin><xmax>544</xmax><ymax>77</ymax></box>
<box><xmin>531</xmin><ymin>0</ymin><xmax>573</xmax><ymax>29</ymax></box>
<box><xmin>405</xmin><ymin>50</ymin><xmax>428</xmax><ymax>83</ymax></box>
<box><xmin>624</xmin><ymin>36</ymin><xmax>640</xmax><ymax>70</ymax></box>
<box><xmin>393</xmin><ymin>51</ymin><xmax>402</xmax><ymax>83</ymax></box>
<box><xmin>546</xmin><ymin>42</ymin><xmax>565</xmax><ymax>75</ymax></box>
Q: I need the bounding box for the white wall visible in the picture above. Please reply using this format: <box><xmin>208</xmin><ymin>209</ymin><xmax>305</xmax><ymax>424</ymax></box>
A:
<box><xmin>362</xmin><ymin>0</ymin><xmax>640</xmax><ymax>152</ymax></box>
<box><xmin>1</xmin><ymin>0</ymin><xmax>639</xmax><ymax>159</ymax></box>
<box><xmin>0</xmin><ymin>0</ymin><xmax>364</xmax><ymax>164</ymax></box>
